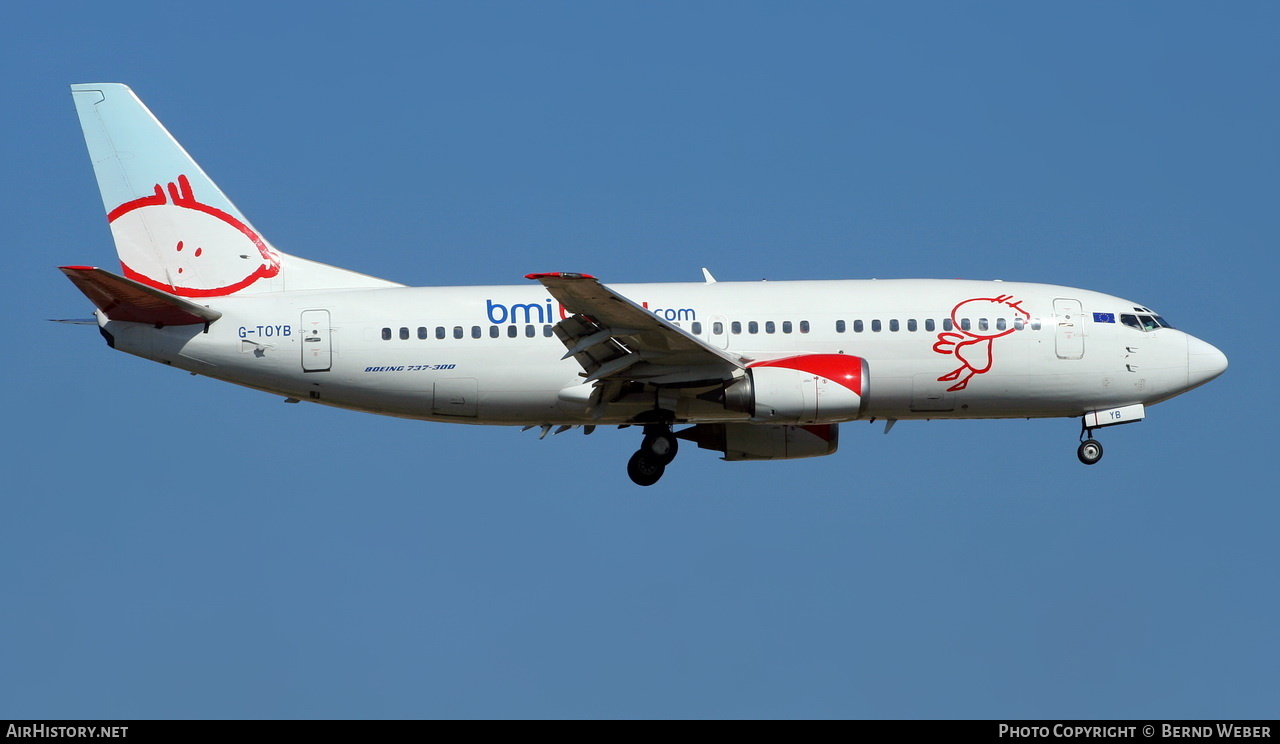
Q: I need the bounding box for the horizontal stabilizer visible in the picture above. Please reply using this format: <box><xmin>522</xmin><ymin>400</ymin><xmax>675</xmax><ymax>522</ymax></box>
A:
<box><xmin>59</xmin><ymin>266</ymin><xmax>222</xmax><ymax>326</ymax></box>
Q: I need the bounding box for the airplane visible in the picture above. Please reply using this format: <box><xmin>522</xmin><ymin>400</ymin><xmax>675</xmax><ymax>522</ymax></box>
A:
<box><xmin>60</xmin><ymin>83</ymin><xmax>1229</xmax><ymax>486</ymax></box>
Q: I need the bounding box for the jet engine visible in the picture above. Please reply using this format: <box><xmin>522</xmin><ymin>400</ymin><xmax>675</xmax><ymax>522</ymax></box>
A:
<box><xmin>713</xmin><ymin>354</ymin><xmax>869</xmax><ymax>424</ymax></box>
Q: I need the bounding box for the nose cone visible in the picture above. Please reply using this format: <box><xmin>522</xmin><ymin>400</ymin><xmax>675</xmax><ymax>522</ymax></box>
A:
<box><xmin>1187</xmin><ymin>335</ymin><xmax>1228</xmax><ymax>388</ymax></box>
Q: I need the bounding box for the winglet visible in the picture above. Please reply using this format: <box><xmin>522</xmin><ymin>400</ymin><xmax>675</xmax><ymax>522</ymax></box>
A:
<box><xmin>59</xmin><ymin>266</ymin><xmax>222</xmax><ymax>326</ymax></box>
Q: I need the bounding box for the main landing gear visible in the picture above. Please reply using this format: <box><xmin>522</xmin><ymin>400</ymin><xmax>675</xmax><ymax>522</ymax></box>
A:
<box><xmin>1077</xmin><ymin>419</ymin><xmax>1104</xmax><ymax>465</ymax></box>
<box><xmin>626</xmin><ymin>425</ymin><xmax>679</xmax><ymax>486</ymax></box>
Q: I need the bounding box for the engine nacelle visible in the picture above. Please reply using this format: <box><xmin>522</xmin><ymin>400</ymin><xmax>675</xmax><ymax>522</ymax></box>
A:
<box><xmin>719</xmin><ymin>354</ymin><xmax>868</xmax><ymax>424</ymax></box>
<box><xmin>677</xmin><ymin>423</ymin><xmax>839</xmax><ymax>461</ymax></box>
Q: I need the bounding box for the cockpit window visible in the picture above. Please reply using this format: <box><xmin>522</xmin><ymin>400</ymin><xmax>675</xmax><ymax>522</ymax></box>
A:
<box><xmin>1122</xmin><ymin>313</ymin><xmax>1174</xmax><ymax>332</ymax></box>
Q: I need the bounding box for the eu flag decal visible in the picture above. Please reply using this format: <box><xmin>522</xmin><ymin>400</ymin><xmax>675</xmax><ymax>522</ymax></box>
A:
<box><xmin>1093</xmin><ymin>312</ymin><xmax>1116</xmax><ymax>323</ymax></box>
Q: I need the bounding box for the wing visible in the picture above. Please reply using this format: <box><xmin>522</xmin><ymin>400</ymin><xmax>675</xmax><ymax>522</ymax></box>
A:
<box><xmin>526</xmin><ymin>273</ymin><xmax>743</xmax><ymax>387</ymax></box>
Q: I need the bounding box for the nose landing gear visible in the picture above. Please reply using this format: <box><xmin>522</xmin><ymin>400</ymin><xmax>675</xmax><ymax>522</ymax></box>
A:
<box><xmin>626</xmin><ymin>425</ymin><xmax>679</xmax><ymax>486</ymax></box>
<box><xmin>1077</xmin><ymin>419</ymin><xmax>1104</xmax><ymax>465</ymax></box>
<box><xmin>1077</xmin><ymin>438</ymin><xmax>1104</xmax><ymax>465</ymax></box>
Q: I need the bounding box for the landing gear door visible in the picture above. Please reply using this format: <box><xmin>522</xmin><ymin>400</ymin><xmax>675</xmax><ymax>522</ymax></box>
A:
<box><xmin>301</xmin><ymin>309</ymin><xmax>332</xmax><ymax>372</ymax></box>
<box><xmin>1053</xmin><ymin>298</ymin><xmax>1084</xmax><ymax>360</ymax></box>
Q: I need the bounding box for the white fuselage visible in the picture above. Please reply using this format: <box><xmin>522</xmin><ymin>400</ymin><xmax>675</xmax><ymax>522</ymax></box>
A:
<box><xmin>99</xmin><ymin>278</ymin><xmax>1217</xmax><ymax>427</ymax></box>
<box><xmin>64</xmin><ymin>83</ymin><xmax>1231</xmax><ymax>481</ymax></box>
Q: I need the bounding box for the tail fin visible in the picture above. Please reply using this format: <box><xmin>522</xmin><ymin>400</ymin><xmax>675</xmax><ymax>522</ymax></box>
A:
<box><xmin>70</xmin><ymin>84</ymin><xmax>399</xmax><ymax>297</ymax></box>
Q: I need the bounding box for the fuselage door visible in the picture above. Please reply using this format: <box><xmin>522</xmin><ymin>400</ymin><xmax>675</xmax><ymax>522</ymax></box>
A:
<box><xmin>911</xmin><ymin>373</ymin><xmax>956</xmax><ymax>411</ymax></box>
<box><xmin>708</xmin><ymin>315</ymin><xmax>730</xmax><ymax>349</ymax></box>
<box><xmin>301</xmin><ymin>309</ymin><xmax>332</xmax><ymax>372</ymax></box>
<box><xmin>433</xmin><ymin>378</ymin><xmax>478</xmax><ymax>417</ymax></box>
<box><xmin>1053</xmin><ymin>298</ymin><xmax>1084</xmax><ymax>360</ymax></box>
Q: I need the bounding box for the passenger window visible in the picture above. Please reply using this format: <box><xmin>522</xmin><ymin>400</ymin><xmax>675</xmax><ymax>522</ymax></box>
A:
<box><xmin>889</xmin><ymin>319</ymin><xmax>899</xmax><ymax>332</ymax></box>
<box><xmin>507</xmin><ymin>325</ymin><xmax>518</xmax><ymax>338</ymax></box>
<box><xmin>731</xmin><ymin>321</ymin><xmax>742</xmax><ymax>335</ymax></box>
<box><xmin>472</xmin><ymin>326</ymin><xmax>482</xmax><ymax>339</ymax></box>
<box><xmin>526</xmin><ymin>325</ymin><xmax>536</xmax><ymax>337</ymax></box>
<box><xmin>692</xmin><ymin>321</ymin><xmax>703</xmax><ymax>335</ymax></box>
<box><xmin>748</xmin><ymin>321</ymin><xmax>759</xmax><ymax>334</ymax></box>
<box><xmin>436</xmin><ymin>326</ymin><xmax>446</xmax><ymax>340</ymax></box>
<box><xmin>854</xmin><ymin>320</ymin><xmax>864</xmax><ymax>333</ymax></box>
<box><xmin>452</xmin><ymin>326</ymin><xmax>463</xmax><ymax>339</ymax></box>
<box><xmin>381</xmin><ymin>327</ymin><xmax>391</xmax><ymax>341</ymax></box>
<box><xmin>907</xmin><ymin>319</ymin><xmax>917</xmax><ymax>332</ymax></box>
<box><xmin>871</xmin><ymin>320</ymin><xmax>882</xmax><ymax>332</ymax></box>
<box><xmin>996</xmin><ymin>318</ymin><xmax>1006</xmax><ymax>331</ymax></box>
<box><xmin>765</xmin><ymin>321</ymin><xmax>776</xmax><ymax>334</ymax></box>
<box><xmin>418</xmin><ymin>326</ymin><xmax>428</xmax><ymax>340</ymax></box>
<box><xmin>489</xmin><ymin>326</ymin><xmax>500</xmax><ymax>339</ymax></box>
<box><xmin>543</xmin><ymin>325</ymin><xmax>554</xmax><ymax>337</ymax></box>
<box><xmin>835</xmin><ymin>320</ymin><xmax>845</xmax><ymax>333</ymax></box>
<box><xmin>978</xmin><ymin>318</ymin><xmax>989</xmax><ymax>332</ymax></box>
<box><xmin>399</xmin><ymin>327</ymin><xmax>409</xmax><ymax>340</ymax></box>
<box><xmin>1013</xmin><ymin>318</ymin><xmax>1025</xmax><ymax>331</ymax></box>
<box><xmin>943</xmin><ymin>319</ymin><xmax>953</xmax><ymax>331</ymax></box>
<box><xmin>799</xmin><ymin>320</ymin><xmax>810</xmax><ymax>334</ymax></box>
<box><xmin>1030</xmin><ymin>319</ymin><xmax>1042</xmax><ymax>330</ymax></box>
<box><xmin>712</xmin><ymin>321</ymin><xmax>723</xmax><ymax>335</ymax></box>
<box><xmin>926</xmin><ymin>319</ymin><xmax>936</xmax><ymax>332</ymax></box>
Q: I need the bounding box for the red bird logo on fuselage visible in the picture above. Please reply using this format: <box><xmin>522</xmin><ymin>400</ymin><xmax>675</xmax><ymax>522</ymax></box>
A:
<box><xmin>932</xmin><ymin>294</ymin><xmax>1031</xmax><ymax>391</ymax></box>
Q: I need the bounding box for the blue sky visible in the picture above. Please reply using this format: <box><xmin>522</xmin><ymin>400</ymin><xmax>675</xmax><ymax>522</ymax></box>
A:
<box><xmin>2</xmin><ymin>2</ymin><xmax>1275</xmax><ymax>719</ymax></box>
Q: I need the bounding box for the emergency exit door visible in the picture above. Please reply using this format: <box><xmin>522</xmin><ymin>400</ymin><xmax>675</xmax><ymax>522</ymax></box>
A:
<box><xmin>707</xmin><ymin>315</ymin><xmax>730</xmax><ymax>349</ymax></box>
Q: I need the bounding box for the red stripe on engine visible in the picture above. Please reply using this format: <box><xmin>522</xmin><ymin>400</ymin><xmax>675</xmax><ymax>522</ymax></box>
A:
<box><xmin>749</xmin><ymin>354</ymin><xmax>864</xmax><ymax>396</ymax></box>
